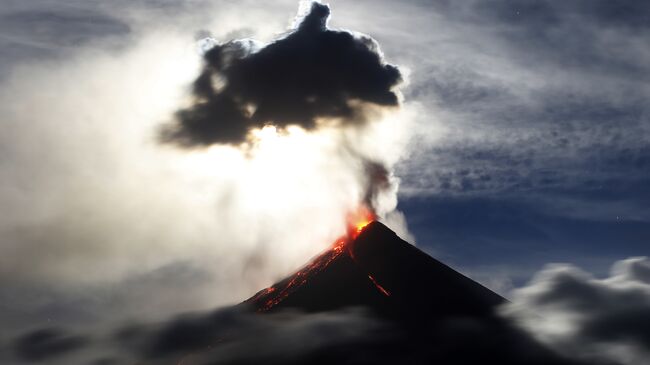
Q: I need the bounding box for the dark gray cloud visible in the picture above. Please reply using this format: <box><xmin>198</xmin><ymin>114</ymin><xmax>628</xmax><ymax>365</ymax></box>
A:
<box><xmin>4</xmin><ymin>306</ymin><xmax>389</xmax><ymax>365</ymax></box>
<box><xmin>11</xmin><ymin>327</ymin><xmax>89</xmax><ymax>362</ymax></box>
<box><xmin>160</xmin><ymin>1</ymin><xmax>404</xmax><ymax>219</ymax></box>
<box><xmin>118</xmin><ymin>306</ymin><xmax>389</xmax><ymax>364</ymax></box>
<box><xmin>161</xmin><ymin>2</ymin><xmax>402</xmax><ymax>146</ymax></box>
<box><xmin>4</xmin><ymin>301</ymin><xmax>592</xmax><ymax>365</ymax></box>
<box><xmin>501</xmin><ymin>257</ymin><xmax>650</xmax><ymax>365</ymax></box>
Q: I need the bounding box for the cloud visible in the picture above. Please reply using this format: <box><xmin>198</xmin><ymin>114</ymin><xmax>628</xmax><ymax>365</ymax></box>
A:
<box><xmin>161</xmin><ymin>2</ymin><xmax>402</xmax><ymax>147</ymax></box>
<box><xmin>3</xmin><ymin>299</ymin><xmax>587</xmax><ymax>365</ymax></box>
<box><xmin>0</xmin><ymin>0</ymin><xmax>415</xmax><ymax>344</ymax></box>
<box><xmin>501</xmin><ymin>257</ymin><xmax>650</xmax><ymax>365</ymax></box>
<box><xmin>158</xmin><ymin>2</ymin><xmax>410</xmax><ymax>217</ymax></box>
<box><xmin>329</xmin><ymin>0</ymin><xmax>649</xmax><ymax>213</ymax></box>
<box><xmin>115</xmin><ymin>305</ymin><xmax>389</xmax><ymax>364</ymax></box>
<box><xmin>11</xmin><ymin>327</ymin><xmax>89</xmax><ymax>362</ymax></box>
<box><xmin>3</xmin><ymin>306</ymin><xmax>389</xmax><ymax>365</ymax></box>
<box><xmin>0</xmin><ymin>8</ymin><xmax>130</xmax><ymax>50</ymax></box>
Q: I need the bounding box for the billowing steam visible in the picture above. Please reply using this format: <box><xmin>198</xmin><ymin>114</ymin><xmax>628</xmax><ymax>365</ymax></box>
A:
<box><xmin>161</xmin><ymin>1</ymin><xmax>405</xmax><ymax>217</ymax></box>
<box><xmin>0</xmin><ymin>0</ymin><xmax>414</xmax><ymax>345</ymax></box>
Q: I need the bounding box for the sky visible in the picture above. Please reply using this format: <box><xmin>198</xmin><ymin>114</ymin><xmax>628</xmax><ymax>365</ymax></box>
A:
<box><xmin>0</xmin><ymin>0</ymin><xmax>648</xmax><ymax>364</ymax></box>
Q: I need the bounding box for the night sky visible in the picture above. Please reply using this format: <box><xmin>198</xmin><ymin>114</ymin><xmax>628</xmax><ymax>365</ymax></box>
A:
<box><xmin>0</xmin><ymin>1</ymin><xmax>648</xmax><ymax>364</ymax></box>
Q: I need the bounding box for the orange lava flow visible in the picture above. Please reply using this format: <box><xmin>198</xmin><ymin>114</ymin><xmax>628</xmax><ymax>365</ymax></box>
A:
<box><xmin>367</xmin><ymin>274</ymin><xmax>391</xmax><ymax>297</ymax></box>
<box><xmin>250</xmin><ymin>238</ymin><xmax>348</xmax><ymax>312</ymax></box>
<box><xmin>248</xmin><ymin>206</ymin><xmax>381</xmax><ymax>312</ymax></box>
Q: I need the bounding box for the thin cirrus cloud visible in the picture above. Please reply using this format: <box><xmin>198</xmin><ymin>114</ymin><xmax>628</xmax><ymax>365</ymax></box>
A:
<box><xmin>387</xmin><ymin>0</ymin><xmax>650</xmax><ymax>210</ymax></box>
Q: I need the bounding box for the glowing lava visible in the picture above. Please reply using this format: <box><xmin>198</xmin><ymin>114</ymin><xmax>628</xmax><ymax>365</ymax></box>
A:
<box><xmin>248</xmin><ymin>206</ymin><xmax>386</xmax><ymax>312</ymax></box>
<box><xmin>347</xmin><ymin>205</ymin><xmax>375</xmax><ymax>239</ymax></box>
<box><xmin>250</xmin><ymin>238</ymin><xmax>348</xmax><ymax>312</ymax></box>
<box><xmin>368</xmin><ymin>274</ymin><xmax>391</xmax><ymax>297</ymax></box>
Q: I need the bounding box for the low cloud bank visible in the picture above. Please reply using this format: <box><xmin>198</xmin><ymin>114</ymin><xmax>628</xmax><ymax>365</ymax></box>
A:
<box><xmin>4</xmin><ymin>306</ymin><xmax>390</xmax><ymax>365</ymax></box>
<box><xmin>502</xmin><ymin>257</ymin><xmax>650</xmax><ymax>365</ymax></box>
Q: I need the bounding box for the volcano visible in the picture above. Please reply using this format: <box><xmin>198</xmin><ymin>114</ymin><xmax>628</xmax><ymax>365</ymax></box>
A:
<box><xmin>242</xmin><ymin>221</ymin><xmax>584</xmax><ymax>365</ymax></box>
<box><xmin>247</xmin><ymin>221</ymin><xmax>503</xmax><ymax>317</ymax></box>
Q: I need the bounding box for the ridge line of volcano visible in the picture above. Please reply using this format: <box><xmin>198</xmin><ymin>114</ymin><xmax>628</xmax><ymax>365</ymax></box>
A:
<box><xmin>247</xmin><ymin>222</ymin><xmax>390</xmax><ymax>311</ymax></box>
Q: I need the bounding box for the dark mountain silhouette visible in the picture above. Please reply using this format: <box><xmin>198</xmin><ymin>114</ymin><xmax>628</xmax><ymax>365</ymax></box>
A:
<box><xmin>247</xmin><ymin>221</ymin><xmax>503</xmax><ymax>316</ymax></box>
<box><xmin>243</xmin><ymin>221</ymin><xmax>586</xmax><ymax>365</ymax></box>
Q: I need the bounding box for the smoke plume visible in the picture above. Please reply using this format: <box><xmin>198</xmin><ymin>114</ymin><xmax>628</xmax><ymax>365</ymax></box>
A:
<box><xmin>0</xmin><ymin>0</ymin><xmax>415</xmax><ymax>345</ymax></box>
<box><xmin>160</xmin><ymin>2</ymin><xmax>407</xmax><ymax>217</ymax></box>
<box><xmin>161</xmin><ymin>2</ymin><xmax>402</xmax><ymax>147</ymax></box>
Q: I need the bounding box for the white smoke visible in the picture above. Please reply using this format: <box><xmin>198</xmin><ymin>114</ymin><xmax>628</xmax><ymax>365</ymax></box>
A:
<box><xmin>0</xmin><ymin>2</ymin><xmax>415</xmax><ymax>333</ymax></box>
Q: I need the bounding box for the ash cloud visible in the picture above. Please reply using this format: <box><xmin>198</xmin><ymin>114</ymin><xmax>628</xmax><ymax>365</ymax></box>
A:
<box><xmin>161</xmin><ymin>2</ymin><xmax>402</xmax><ymax>147</ymax></box>
<box><xmin>160</xmin><ymin>1</ymin><xmax>410</xmax><ymax>219</ymax></box>
<box><xmin>361</xmin><ymin>159</ymin><xmax>394</xmax><ymax>216</ymax></box>
<box><xmin>501</xmin><ymin>256</ymin><xmax>650</xmax><ymax>365</ymax></box>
